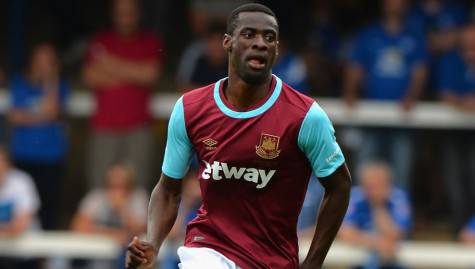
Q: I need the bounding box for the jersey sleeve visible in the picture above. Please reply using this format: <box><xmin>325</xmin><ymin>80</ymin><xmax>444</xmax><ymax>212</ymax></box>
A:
<box><xmin>161</xmin><ymin>97</ymin><xmax>194</xmax><ymax>179</ymax></box>
<box><xmin>298</xmin><ymin>102</ymin><xmax>345</xmax><ymax>178</ymax></box>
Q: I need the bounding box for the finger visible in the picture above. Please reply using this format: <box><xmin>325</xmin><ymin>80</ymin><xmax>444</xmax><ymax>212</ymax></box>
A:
<box><xmin>128</xmin><ymin>245</ymin><xmax>145</xmax><ymax>257</ymax></box>
<box><xmin>129</xmin><ymin>253</ymin><xmax>147</xmax><ymax>265</ymax></box>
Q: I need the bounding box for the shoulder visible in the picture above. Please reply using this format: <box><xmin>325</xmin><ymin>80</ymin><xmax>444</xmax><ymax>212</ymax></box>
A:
<box><xmin>390</xmin><ymin>187</ymin><xmax>409</xmax><ymax>202</ymax></box>
<box><xmin>355</xmin><ymin>24</ymin><xmax>380</xmax><ymax>40</ymax></box>
<box><xmin>82</xmin><ymin>189</ymin><xmax>107</xmax><ymax>203</ymax></box>
<box><xmin>278</xmin><ymin>81</ymin><xmax>315</xmax><ymax>115</ymax></box>
<box><xmin>182</xmin><ymin>82</ymin><xmax>216</xmax><ymax>107</ymax></box>
<box><xmin>89</xmin><ymin>30</ymin><xmax>114</xmax><ymax>45</ymax></box>
<box><xmin>5</xmin><ymin>169</ymin><xmax>35</xmax><ymax>192</ymax></box>
<box><xmin>9</xmin><ymin>74</ymin><xmax>28</xmax><ymax>89</ymax></box>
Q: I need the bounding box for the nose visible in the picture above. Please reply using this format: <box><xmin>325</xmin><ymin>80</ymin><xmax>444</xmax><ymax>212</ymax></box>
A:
<box><xmin>252</xmin><ymin>34</ymin><xmax>268</xmax><ymax>51</ymax></box>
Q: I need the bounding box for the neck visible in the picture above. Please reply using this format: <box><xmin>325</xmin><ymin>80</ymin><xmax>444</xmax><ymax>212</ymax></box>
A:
<box><xmin>383</xmin><ymin>15</ymin><xmax>403</xmax><ymax>34</ymax></box>
<box><xmin>224</xmin><ymin>72</ymin><xmax>273</xmax><ymax>111</ymax></box>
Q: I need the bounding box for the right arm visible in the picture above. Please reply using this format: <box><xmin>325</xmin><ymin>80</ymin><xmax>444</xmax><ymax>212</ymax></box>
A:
<box><xmin>342</xmin><ymin>64</ymin><xmax>364</xmax><ymax>108</ymax></box>
<box><xmin>126</xmin><ymin>96</ymin><xmax>193</xmax><ymax>268</ymax></box>
<box><xmin>146</xmin><ymin>174</ymin><xmax>183</xmax><ymax>251</ymax></box>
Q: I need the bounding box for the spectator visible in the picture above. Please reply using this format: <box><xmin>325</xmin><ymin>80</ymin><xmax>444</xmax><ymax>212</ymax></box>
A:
<box><xmin>437</xmin><ymin>24</ymin><xmax>475</xmax><ymax>232</ymax></box>
<box><xmin>71</xmin><ymin>163</ymin><xmax>148</xmax><ymax>268</ymax></box>
<box><xmin>297</xmin><ymin>176</ymin><xmax>325</xmax><ymax>239</ymax></box>
<box><xmin>0</xmin><ymin>147</ymin><xmax>41</xmax><ymax>269</ymax></box>
<box><xmin>338</xmin><ymin>161</ymin><xmax>411</xmax><ymax>269</ymax></box>
<box><xmin>187</xmin><ymin>0</ymin><xmax>251</xmax><ymax>37</ymax></box>
<box><xmin>305</xmin><ymin>0</ymin><xmax>343</xmax><ymax>97</ymax></box>
<box><xmin>459</xmin><ymin>215</ymin><xmax>475</xmax><ymax>245</ymax></box>
<box><xmin>407</xmin><ymin>0</ymin><xmax>468</xmax><ymax>97</ymax></box>
<box><xmin>83</xmin><ymin>0</ymin><xmax>162</xmax><ymax>189</ymax></box>
<box><xmin>343</xmin><ymin>0</ymin><xmax>428</xmax><ymax>188</ymax></box>
<box><xmin>175</xmin><ymin>21</ymin><xmax>227</xmax><ymax>92</ymax></box>
<box><xmin>273</xmin><ymin>39</ymin><xmax>310</xmax><ymax>95</ymax></box>
<box><xmin>7</xmin><ymin>42</ymin><xmax>68</xmax><ymax>230</ymax></box>
<box><xmin>407</xmin><ymin>0</ymin><xmax>467</xmax><ymax>55</ymax></box>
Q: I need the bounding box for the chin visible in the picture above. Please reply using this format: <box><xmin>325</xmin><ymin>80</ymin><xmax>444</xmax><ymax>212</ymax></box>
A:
<box><xmin>240</xmin><ymin>70</ymin><xmax>271</xmax><ymax>85</ymax></box>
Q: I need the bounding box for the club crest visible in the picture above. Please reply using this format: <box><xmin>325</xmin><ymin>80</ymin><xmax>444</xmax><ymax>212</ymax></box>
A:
<box><xmin>256</xmin><ymin>133</ymin><xmax>281</xmax><ymax>159</ymax></box>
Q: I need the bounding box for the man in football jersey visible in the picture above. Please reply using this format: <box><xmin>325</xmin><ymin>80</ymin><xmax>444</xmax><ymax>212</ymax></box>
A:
<box><xmin>126</xmin><ymin>3</ymin><xmax>351</xmax><ymax>269</ymax></box>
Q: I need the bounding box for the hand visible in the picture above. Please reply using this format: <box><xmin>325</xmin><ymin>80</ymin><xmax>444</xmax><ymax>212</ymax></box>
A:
<box><xmin>125</xmin><ymin>236</ymin><xmax>157</xmax><ymax>269</ymax></box>
<box><xmin>400</xmin><ymin>97</ymin><xmax>416</xmax><ymax>112</ymax></box>
<box><xmin>461</xmin><ymin>96</ymin><xmax>475</xmax><ymax>111</ymax></box>
<box><xmin>374</xmin><ymin>237</ymin><xmax>397</xmax><ymax>261</ymax></box>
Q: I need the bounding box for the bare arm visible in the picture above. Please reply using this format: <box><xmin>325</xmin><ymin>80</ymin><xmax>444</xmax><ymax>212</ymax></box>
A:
<box><xmin>71</xmin><ymin>211</ymin><xmax>130</xmax><ymax>244</ymax></box>
<box><xmin>342</xmin><ymin>64</ymin><xmax>364</xmax><ymax>108</ymax></box>
<box><xmin>0</xmin><ymin>212</ymin><xmax>33</xmax><ymax>237</ymax></box>
<box><xmin>460</xmin><ymin>228</ymin><xmax>475</xmax><ymax>245</ymax></box>
<box><xmin>82</xmin><ymin>61</ymin><xmax>121</xmax><ymax>89</ymax></box>
<box><xmin>109</xmin><ymin>58</ymin><xmax>160</xmax><ymax>87</ymax></box>
<box><xmin>125</xmin><ymin>174</ymin><xmax>182</xmax><ymax>269</ymax></box>
<box><xmin>401</xmin><ymin>64</ymin><xmax>427</xmax><ymax>111</ymax></box>
<box><xmin>300</xmin><ymin>164</ymin><xmax>352</xmax><ymax>269</ymax></box>
<box><xmin>147</xmin><ymin>174</ymin><xmax>183</xmax><ymax>252</ymax></box>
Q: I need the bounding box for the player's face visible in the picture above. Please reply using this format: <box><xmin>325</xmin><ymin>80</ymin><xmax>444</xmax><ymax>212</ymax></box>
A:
<box><xmin>225</xmin><ymin>12</ymin><xmax>278</xmax><ymax>85</ymax></box>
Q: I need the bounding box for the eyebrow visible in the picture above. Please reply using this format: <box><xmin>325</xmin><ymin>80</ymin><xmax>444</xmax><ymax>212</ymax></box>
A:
<box><xmin>240</xmin><ymin>27</ymin><xmax>277</xmax><ymax>35</ymax></box>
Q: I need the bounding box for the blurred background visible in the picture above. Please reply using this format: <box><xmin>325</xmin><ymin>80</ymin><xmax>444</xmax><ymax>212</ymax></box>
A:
<box><xmin>0</xmin><ymin>0</ymin><xmax>475</xmax><ymax>268</ymax></box>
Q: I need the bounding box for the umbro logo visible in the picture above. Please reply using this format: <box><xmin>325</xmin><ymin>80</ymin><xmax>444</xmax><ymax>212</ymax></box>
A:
<box><xmin>202</xmin><ymin>138</ymin><xmax>218</xmax><ymax>150</ymax></box>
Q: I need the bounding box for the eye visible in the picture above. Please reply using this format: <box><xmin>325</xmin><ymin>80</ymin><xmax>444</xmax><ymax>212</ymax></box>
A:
<box><xmin>265</xmin><ymin>34</ymin><xmax>276</xmax><ymax>42</ymax></box>
<box><xmin>241</xmin><ymin>30</ymin><xmax>254</xmax><ymax>39</ymax></box>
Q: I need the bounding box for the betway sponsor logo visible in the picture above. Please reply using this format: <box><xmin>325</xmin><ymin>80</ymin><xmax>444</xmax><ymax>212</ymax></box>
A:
<box><xmin>202</xmin><ymin>161</ymin><xmax>275</xmax><ymax>189</ymax></box>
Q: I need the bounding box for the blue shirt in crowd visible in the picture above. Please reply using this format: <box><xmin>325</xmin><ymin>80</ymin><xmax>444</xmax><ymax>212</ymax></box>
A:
<box><xmin>9</xmin><ymin>75</ymin><xmax>69</xmax><ymax>162</ymax></box>
<box><xmin>273</xmin><ymin>52</ymin><xmax>309</xmax><ymax>95</ymax></box>
<box><xmin>348</xmin><ymin>23</ymin><xmax>428</xmax><ymax>100</ymax></box>
<box><xmin>437</xmin><ymin>51</ymin><xmax>475</xmax><ymax>95</ymax></box>
<box><xmin>343</xmin><ymin>186</ymin><xmax>412</xmax><ymax>235</ymax></box>
<box><xmin>407</xmin><ymin>2</ymin><xmax>467</xmax><ymax>34</ymax></box>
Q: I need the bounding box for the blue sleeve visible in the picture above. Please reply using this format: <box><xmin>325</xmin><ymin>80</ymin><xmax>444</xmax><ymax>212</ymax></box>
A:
<box><xmin>161</xmin><ymin>97</ymin><xmax>194</xmax><ymax>179</ymax></box>
<box><xmin>298</xmin><ymin>102</ymin><xmax>345</xmax><ymax>178</ymax></box>
<box><xmin>412</xmin><ymin>36</ymin><xmax>429</xmax><ymax>66</ymax></box>
<box><xmin>10</xmin><ymin>76</ymin><xmax>29</xmax><ymax>108</ymax></box>
<box><xmin>390</xmin><ymin>190</ymin><xmax>412</xmax><ymax>234</ymax></box>
<box><xmin>437</xmin><ymin>53</ymin><xmax>458</xmax><ymax>94</ymax></box>
<box><xmin>348</xmin><ymin>32</ymin><xmax>367</xmax><ymax>67</ymax></box>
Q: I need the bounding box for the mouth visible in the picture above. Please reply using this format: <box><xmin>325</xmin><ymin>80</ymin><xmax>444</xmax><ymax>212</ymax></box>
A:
<box><xmin>246</xmin><ymin>55</ymin><xmax>267</xmax><ymax>70</ymax></box>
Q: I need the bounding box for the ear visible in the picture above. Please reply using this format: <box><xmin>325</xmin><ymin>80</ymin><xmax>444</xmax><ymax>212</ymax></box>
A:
<box><xmin>276</xmin><ymin>40</ymin><xmax>279</xmax><ymax>57</ymax></box>
<box><xmin>223</xmin><ymin>34</ymin><xmax>232</xmax><ymax>53</ymax></box>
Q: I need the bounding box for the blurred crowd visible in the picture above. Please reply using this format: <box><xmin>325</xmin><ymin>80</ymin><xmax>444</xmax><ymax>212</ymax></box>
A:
<box><xmin>1</xmin><ymin>0</ymin><xmax>475</xmax><ymax>268</ymax></box>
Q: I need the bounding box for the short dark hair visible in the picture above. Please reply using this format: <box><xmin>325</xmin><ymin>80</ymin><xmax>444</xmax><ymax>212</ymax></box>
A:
<box><xmin>226</xmin><ymin>3</ymin><xmax>278</xmax><ymax>35</ymax></box>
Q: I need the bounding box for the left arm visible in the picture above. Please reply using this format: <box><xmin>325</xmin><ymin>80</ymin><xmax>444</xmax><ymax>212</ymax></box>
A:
<box><xmin>298</xmin><ymin>102</ymin><xmax>352</xmax><ymax>268</ymax></box>
<box><xmin>300</xmin><ymin>164</ymin><xmax>351</xmax><ymax>269</ymax></box>
<box><xmin>0</xmin><ymin>212</ymin><xmax>33</xmax><ymax>237</ymax></box>
<box><xmin>401</xmin><ymin>64</ymin><xmax>427</xmax><ymax>111</ymax></box>
<box><xmin>99</xmin><ymin>53</ymin><xmax>160</xmax><ymax>87</ymax></box>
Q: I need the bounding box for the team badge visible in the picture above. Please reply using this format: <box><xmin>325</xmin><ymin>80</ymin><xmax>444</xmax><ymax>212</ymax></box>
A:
<box><xmin>256</xmin><ymin>133</ymin><xmax>281</xmax><ymax>159</ymax></box>
<box><xmin>202</xmin><ymin>138</ymin><xmax>218</xmax><ymax>150</ymax></box>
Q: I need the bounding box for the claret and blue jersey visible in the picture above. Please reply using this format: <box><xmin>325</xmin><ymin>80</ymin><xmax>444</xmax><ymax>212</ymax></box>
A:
<box><xmin>161</xmin><ymin>75</ymin><xmax>345</xmax><ymax>269</ymax></box>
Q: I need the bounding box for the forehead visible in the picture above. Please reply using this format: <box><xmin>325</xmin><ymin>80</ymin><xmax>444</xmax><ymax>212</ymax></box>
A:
<box><xmin>235</xmin><ymin>11</ymin><xmax>278</xmax><ymax>32</ymax></box>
